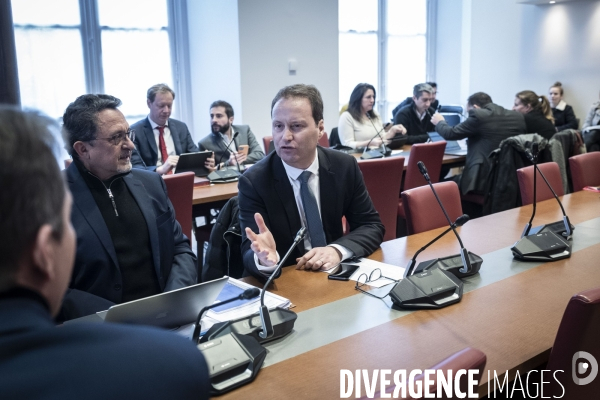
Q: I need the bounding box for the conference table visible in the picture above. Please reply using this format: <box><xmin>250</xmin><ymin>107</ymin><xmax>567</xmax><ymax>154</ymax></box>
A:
<box><xmin>215</xmin><ymin>191</ymin><xmax>600</xmax><ymax>399</ymax></box>
<box><xmin>192</xmin><ymin>145</ymin><xmax>466</xmax><ymax>244</ymax></box>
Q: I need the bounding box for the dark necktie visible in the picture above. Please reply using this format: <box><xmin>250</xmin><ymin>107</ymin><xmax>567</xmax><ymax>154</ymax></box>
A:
<box><xmin>156</xmin><ymin>126</ymin><xmax>168</xmax><ymax>163</ymax></box>
<box><xmin>298</xmin><ymin>171</ymin><xmax>327</xmax><ymax>248</ymax></box>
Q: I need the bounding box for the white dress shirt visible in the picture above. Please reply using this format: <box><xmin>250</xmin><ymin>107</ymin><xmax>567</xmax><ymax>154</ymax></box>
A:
<box><xmin>148</xmin><ymin>116</ymin><xmax>176</xmax><ymax>167</ymax></box>
<box><xmin>255</xmin><ymin>150</ymin><xmax>352</xmax><ymax>273</ymax></box>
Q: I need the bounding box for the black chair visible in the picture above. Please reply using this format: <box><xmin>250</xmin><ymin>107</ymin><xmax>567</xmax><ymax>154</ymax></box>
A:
<box><xmin>329</xmin><ymin>127</ymin><xmax>341</xmax><ymax>147</ymax></box>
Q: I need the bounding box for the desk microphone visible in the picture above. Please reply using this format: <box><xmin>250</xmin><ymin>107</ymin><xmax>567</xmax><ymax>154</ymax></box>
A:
<box><xmin>192</xmin><ymin>287</ymin><xmax>260</xmax><ymax>344</ymax></box>
<box><xmin>361</xmin><ymin>115</ymin><xmax>388</xmax><ymax>160</ymax></box>
<box><xmin>195</xmin><ymin>284</ymin><xmax>266</xmax><ymax>395</ymax></box>
<box><xmin>208</xmin><ymin>131</ymin><xmax>241</xmax><ymax>182</ymax></box>
<box><xmin>232</xmin><ymin>134</ymin><xmax>242</xmax><ymax>174</ymax></box>
<box><xmin>417</xmin><ymin>161</ymin><xmax>475</xmax><ymax>275</ymax></box>
<box><xmin>200</xmin><ymin>227</ymin><xmax>306</xmax><ymax>344</ymax></box>
<box><xmin>521</xmin><ymin>143</ymin><xmax>573</xmax><ymax>239</ymax></box>
<box><xmin>511</xmin><ymin>143</ymin><xmax>572</xmax><ymax>262</ymax></box>
<box><xmin>389</xmin><ymin>161</ymin><xmax>479</xmax><ymax>310</ymax></box>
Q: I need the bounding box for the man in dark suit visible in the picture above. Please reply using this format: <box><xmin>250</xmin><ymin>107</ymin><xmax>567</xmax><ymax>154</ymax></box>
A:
<box><xmin>60</xmin><ymin>94</ymin><xmax>197</xmax><ymax>320</ymax></box>
<box><xmin>431</xmin><ymin>92</ymin><xmax>526</xmax><ymax>195</ymax></box>
<box><xmin>238</xmin><ymin>84</ymin><xmax>384</xmax><ymax>280</ymax></box>
<box><xmin>130</xmin><ymin>83</ymin><xmax>199</xmax><ymax>175</ymax></box>
<box><xmin>392</xmin><ymin>81</ymin><xmax>440</xmax><ymax>120</ymax></box>
<box><xmin>0</xmin><ymin>107</ymin><xmax>209</xmax><ymax>399</ymax></box>
<box><xmin>198</xmin><ymin>100</ymin><xmax>265</xmax><ymax>169</ymax></box>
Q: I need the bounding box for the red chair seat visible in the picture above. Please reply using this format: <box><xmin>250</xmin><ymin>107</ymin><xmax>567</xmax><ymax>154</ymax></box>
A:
<box><xmin>517</xmin><ymin>162</ymin><xmax>564</xmax><ymax>205</ymax></box>
<box><xmin>162</xmin><ymin>171</ymin><xmax>195</xmax><ymax>244</ymax></box>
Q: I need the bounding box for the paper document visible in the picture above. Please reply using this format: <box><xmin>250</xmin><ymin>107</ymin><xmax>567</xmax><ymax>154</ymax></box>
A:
<box><xmin>325</xmin><ymin>258</ymin><xmax>405</xmax><ymax>287</ymax></box>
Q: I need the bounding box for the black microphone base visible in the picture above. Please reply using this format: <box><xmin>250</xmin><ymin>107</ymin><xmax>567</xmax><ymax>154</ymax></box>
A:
<box><xmin>200</xmin><ymin>308</ymin><xmax>297</xmax><ymax>344</ymax></box>
<box><xmin>197</xmin><ymin>332</ymin><xmax>266</xmax><ymax>395</ymax></box>
<box><xmin>511</xmin><ymin>232</ymin><xmax>571</xmax><ymax>262</ymax></box>
<box><xmin>414</xmin><ymin>252</ymin><xmax>483</xmax><ymax>279</ymax></box>
<box><xmin>389</xmin><ymin>266</ymin><xmax>463</xmax><ymax>310</ymax></box>
<box><xmin>529</xmin><ymin>220</ymin><xmax>575</xmax><ymax>240</ymax></box>
<box><xmin>360</xmin><ymin>149</ymin><xmax>384</xmax><ymax>160</ymax></box>
<box><xmin>208</xmin><ymin>168</ymin><xmax>241</xmax><ymax>183</ymax></box>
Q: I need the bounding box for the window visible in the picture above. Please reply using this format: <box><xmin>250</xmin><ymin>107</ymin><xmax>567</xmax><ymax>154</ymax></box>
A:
<box><xmin>12</xmin><ymin>0</ymin><xmax>182</xmax><ymax>124</ymax></box>
<box><xmin>339</xmin><ymin>0</ymin><xmax>429</xmax><ymax>121</ymax></box>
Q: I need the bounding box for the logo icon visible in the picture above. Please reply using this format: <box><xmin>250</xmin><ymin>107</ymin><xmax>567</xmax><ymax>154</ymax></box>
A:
<box><xmin>572</xmin><ymin>351</ymin><xmax>598</xmax><ymax>385</ymax></box>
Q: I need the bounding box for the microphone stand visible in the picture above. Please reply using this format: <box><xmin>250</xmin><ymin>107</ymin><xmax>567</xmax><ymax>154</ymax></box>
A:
<box><xmin>209</xmin><ymin>132</ymin><xmax>241</xmax><ymax>182</ymax></box>
<box><xmin>522</xmin><ymin>143</ymin><xmax>573</xmax><ymax>239</ymax></box>
<box><xmin>361</xmin><ymin>115</ymin><xmax>387</xmax><ymax>159</ymax></box>
<box><xmin>418</xmin><ymin>161</ymin><xmax>473</xmax><ymax>275</ymax></box>
<box><xmin>258</xmin><ymin>227</ymin><xmax>306</xmax><ymax>339</ymax></box>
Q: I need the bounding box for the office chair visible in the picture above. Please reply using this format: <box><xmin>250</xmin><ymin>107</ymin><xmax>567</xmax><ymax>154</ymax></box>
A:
<box><xmin>357</xmin><ymin>156</ymin><xmax>405</xmax><ymax>241</ymax></box>
<box><xmin>517</xmin><ymin>162</ymin><xmax>564</xmax><ymax>205</ymax></box>
<box><xmin>545</xmin><ymin>286</ymin><xmax>600</xmax><ymax>398</ymax></box>
<box><xmin>162</xmin><ymin>171</ymin><xmax>195</xmax><ymax>244</ymax></box>
<box><xmin>569</xmin><ymin>152</ymin><xmax>600</xmax><ymax>192</ymax></box>
<box><xmin>360</xmin><ymin>347</ymin><xmax>487</xmax><ymax>399</ymax></box>
<box><xmin>402</xmin><ymin>181</ymin><xmax>463</xmax><ymax>235</ymax></box>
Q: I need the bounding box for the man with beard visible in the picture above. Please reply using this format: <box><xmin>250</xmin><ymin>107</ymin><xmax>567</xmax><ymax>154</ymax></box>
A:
<box><xmin>131</xmin><ymin>83</ymin><xmax>199</xmax><ymax>175</ymax></box>
<box><xmin>61</xmin><ymin>94</ymin><xmax>197</xmax><ymax>320</ymax></box>
<box><xmin>198</xmin><ymin>100</ymin><xmax>265</xmax><ymax>169</ymax></box>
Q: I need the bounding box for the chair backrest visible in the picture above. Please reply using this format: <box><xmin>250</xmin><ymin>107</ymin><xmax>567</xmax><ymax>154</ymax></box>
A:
<box><xmin>403</xmin><ymin>142</ymin><xmax>447</xmax><ymax>192</ymax></box>
<box><xmin>569</xmin><ymin>152</ymin><xmax>600</xmax><ymax>192</ymax></box>
<box><xmin>162</xmin><ymin>171</ymin><xmax>195</xmax><ymax>243</ymax></box>
<box><xmin>402</xmin><ymin>181</ymin><xmax>463</xmax><ymax>235</ymax></box>
<box><xmin>438</xmin><ymin>105</ymin><xmax>464</xmax><ymax>114</ymax></box>
<box><xmin>262</xmin><ymin>135</ymin><xmax>273</xmax><ymax>154</ymax></box>
<box><xmin>329</xmin><ymin>127</ymin><xmax>341</xmax><ymax>147</ymax></box>
<box><xmin>358</xmin><ymin>156</ymin><xmax>405</xmax><ymax>241</ymax></box>
<box><xmin>318</xmin><ymin>132</ymin><xmax>329</xmax><ymax>148</ymax></box>
<box><xmin>360</xmin><ymin>347</ymin><xmax>487</xmax><ymax>399</ymax></box>
<box><xmin>517</xmin><ymin>162</ymin><xmax>564</xmax><ymax>205</ymax></box>
<box><xmin>546</xmin><ymin>286</ymin><xmax>600</xmax><ymax>398</ymax></box>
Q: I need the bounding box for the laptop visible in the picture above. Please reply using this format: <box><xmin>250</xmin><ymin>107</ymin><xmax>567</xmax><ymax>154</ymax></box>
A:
<box><xmin>175</xmin><ymin>151</ymin><xmax>213</xmax><ymax>177</ymax></box>
<box><xmin>428</xmin><ymin>132</ymin><xmax>468</xmax><ymax>156</ymax></box>
<box><xmin>102</xmin><ymin>276</ymin><xmax>228</xmax><ymax>328</ymax></box>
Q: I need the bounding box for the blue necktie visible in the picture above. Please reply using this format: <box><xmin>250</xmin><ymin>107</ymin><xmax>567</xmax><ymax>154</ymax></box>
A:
<box><xmin>298</xmin><ymin>171</ymin><xmax>327</xmax><ymax>248</ymax></box>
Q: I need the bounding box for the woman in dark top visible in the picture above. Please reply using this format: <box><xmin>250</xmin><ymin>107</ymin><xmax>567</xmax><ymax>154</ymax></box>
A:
<box><xmin>549</xmin><ymin>82</ymin><xmax>578</xmax><ymax>131</ymax></box>
<box><xmin>513</xmin><ymin>90</ymin><xmax>556</xmax><ymax>140</ymax></box>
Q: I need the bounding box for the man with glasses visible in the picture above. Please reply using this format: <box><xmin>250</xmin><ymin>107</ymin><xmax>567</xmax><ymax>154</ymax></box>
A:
<box><xmin>61</xmin><ymin>94</ymin><xmax>197</xmax><ymax>320</ymax></box>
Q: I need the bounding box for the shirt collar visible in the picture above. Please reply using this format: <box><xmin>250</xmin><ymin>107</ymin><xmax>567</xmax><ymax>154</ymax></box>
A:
<box><xmin>148</xmin><ymin>116</ymin><xmax>168</xmax><ymax>129</ymax></box>
<box><xmin>555</xmin><ymin>100</ymin><xmax>567</xmax><ymax>111</ymax></box>
<box><xmin>281</xmin><ymin>149</ymin><xmax>319</xmax><ymax>181</ymax></box>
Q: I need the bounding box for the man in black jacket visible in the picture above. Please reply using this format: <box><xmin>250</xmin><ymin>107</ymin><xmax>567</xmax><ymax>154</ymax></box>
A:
<box><xmin>431</xmin><ymin>92</ymin><xmax>527</xmax><ymax>195</ymax></box>
<box><xmin>393</xmin><ymin>83</ymin><xmax>436</xmax><ymax>144</ymax></box>
<box><xmin>0</xmin><ymin>107</ymin><xmax>209</xmax><ymax>399</ymax></box>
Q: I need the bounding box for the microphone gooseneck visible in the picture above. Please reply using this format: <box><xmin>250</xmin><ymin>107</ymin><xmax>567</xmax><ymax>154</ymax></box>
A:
<box><xmin>216</xmin><ymin>131</ymin><xmax>240</xmax><ymax>170</ymax></box>
<box><xmin>258</xmin><ymin>227</ymin><xmax>307</xmax><ymax>339</ymax></box>
<box><xmin>192</xmin><ymin>286</ymin><xmax>260</xmax><ymax>344</ymax></box>
<box><xmin>404</xmin><ymin>214</ymin><xmax>470</xmax><ymax>277</ymax></box>
<box><xmin>417</xmin><ymin>161</ymin><xmax>472</xmax><ymax>274</ymax></box>
<box><xmin>362</xmin><ymin>114</ymin><xmax>388</xmax><ymax>156</ymax></box>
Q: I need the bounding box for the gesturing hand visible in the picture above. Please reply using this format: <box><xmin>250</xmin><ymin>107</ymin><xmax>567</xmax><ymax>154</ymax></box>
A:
<box><xmin>245</xmin><ymin>213</ymin><xmax>278</xmax><ymax>267</ymax></box>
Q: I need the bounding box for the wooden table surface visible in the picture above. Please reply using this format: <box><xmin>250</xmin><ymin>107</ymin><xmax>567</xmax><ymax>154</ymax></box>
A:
<box><xmin>220</xmin><ymin>191</ymin><xmax>600</xmax><ymax>399</ymax></box>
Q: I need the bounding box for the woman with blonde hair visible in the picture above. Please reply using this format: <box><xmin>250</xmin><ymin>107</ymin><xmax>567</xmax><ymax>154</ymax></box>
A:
<box><xmin>549</xmin><ymin>82</ymin><xmax>578</xmax><ymax>131</ymax></box>
<box><xmin>513</xmin><ymin>90</ymin><xmax>557</xmax><ymax>139</ymax></box>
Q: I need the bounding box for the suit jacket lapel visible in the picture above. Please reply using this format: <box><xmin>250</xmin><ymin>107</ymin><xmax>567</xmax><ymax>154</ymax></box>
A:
<box><xmin>141</xmin><ymin>118</ymin><xmax>158</xmax><ymax>163</ymax></box>
<box><xmin>123</xmin><ymin>174</ymin><xmax>162</xmax><ymax>279</ymax></box>
<box><xmin>67</xmin><ymin>164</ymin><xmax>119</xmax><ymax>268</ymax></box>
<box><xmin>272</xmin><ymin>155</ymin><xmax>306</xmax><ymax>254</ymax></box>
<box><xmin>317</xmin><ymin>148</ymin><xmax>338</xmax><ymax>243</ymax></box>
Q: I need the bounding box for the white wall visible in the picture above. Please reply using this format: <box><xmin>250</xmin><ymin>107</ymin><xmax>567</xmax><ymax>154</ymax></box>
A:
<box><xmin>187</xmin><ymin>0</ymin><xmax>243</xmax><ymax>140</ymax></box>
<box><xmin>237</xmin><ymin>0</ymin><xmax>339</xmax><ymax>140</ymax></box>
<box><xmin>436</xmin><ymin>0</ymin><xmax>600</xmax><ymax>125</ymax></box>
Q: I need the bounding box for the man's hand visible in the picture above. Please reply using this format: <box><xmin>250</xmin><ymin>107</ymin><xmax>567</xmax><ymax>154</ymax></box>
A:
<box><xmin>204</xmin><ymin>152</ymin><xmax>217</xmax><ymax>172</ymax></box>
<box><xmin>228</xmin><ymin>151</ymin><xmax>247</xmax><ymax>166</ymax></box>
<box><xmin>431</xmin><ymin>113</ymin><xmax>445</xmax><ymax>126</ymax></box>
<box><xmin>157</xmin><ymin>155</ymin><xmax>179</xmax><ymax>175</ymax></box>
<box><xmin>246</xmin><ymin>213</ymin><xmax>278</xmax><ymax>267</ymax></box>
<box><xmin>296</xmin><ymin>246</ymin><xmax>341</xmax><ymax>271</ymax></box>
<box><xmin>387</xmin><ymin>124</ymin><xmax>407</xmax><ymax>138</ymax></box>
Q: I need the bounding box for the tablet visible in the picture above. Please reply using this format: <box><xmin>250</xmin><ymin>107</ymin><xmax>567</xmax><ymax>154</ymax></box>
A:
<box><xmin>175</xmin><ymin>151</ymin><xmax>212</xmax><ymax>177</ymax></box>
